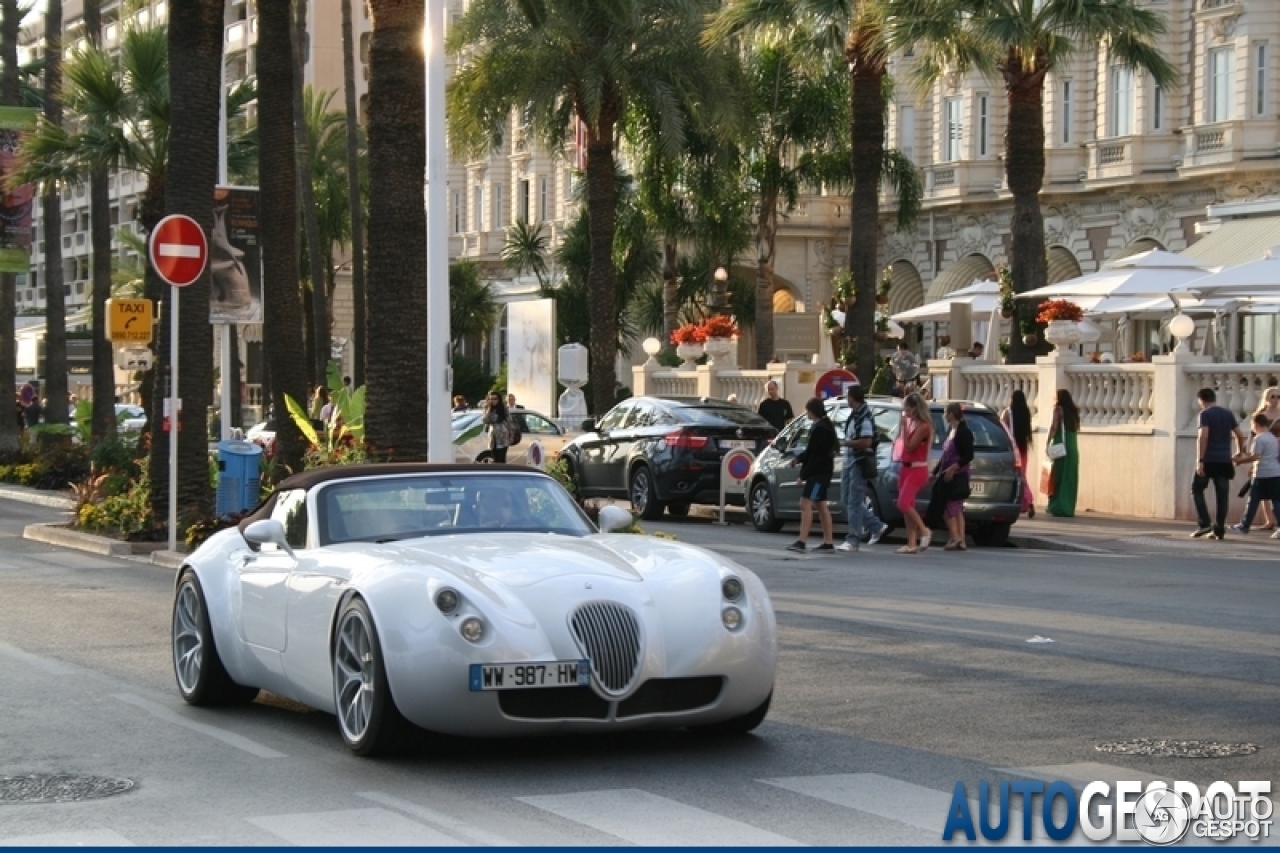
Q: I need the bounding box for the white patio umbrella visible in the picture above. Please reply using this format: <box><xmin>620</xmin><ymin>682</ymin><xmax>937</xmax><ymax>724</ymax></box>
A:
<box><xmin>890</xmin><ymin>279</ymin><xmax>1000</xmax><ymax>323</ymax></box>
<box><xmin>983</xmin><ymin>304</ymin><xmax>1004</xmax><ymax>361</ymax></box>
<box><xmin>1017</xmin><ymin>250</ymin><xmax>1213</xmax><ymax>301</ymax></box>
<box><xmin>1169</xmin><ymin>245</ymin><xmax>1280</xmax><ymax>300</ymax></box>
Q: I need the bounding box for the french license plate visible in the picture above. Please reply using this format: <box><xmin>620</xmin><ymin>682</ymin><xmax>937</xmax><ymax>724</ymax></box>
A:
<box><xmin>469</xmin><ymin>659</ymin><xmax>590</xmax><ymax>691</ymax></box>
<box><xmin>720</xmin><ymin>439</ymin><xmax>754</xmax><ymax>451</ymax></box>
<box><xmin>970</xmin><ymin>481</ymin><xmax>986</xmax><ymax>496</ymax></box>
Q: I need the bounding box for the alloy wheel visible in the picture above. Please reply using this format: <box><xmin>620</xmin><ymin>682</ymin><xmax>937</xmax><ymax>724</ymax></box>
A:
<box><xmin>334</xmin><ymin>609</ymin><xmax>375</xmax><ymax>742</ymax></box>
<box><xmin>172</xmin><ymin>582</ymin><xmax>204</xmax><ymax>695</ymax></box>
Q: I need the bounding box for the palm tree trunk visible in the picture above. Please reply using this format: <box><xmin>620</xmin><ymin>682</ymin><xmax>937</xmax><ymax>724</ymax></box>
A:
<box><xmin>258</xmin><ymin>0</ymin><xmax>308</xmax><ymax>474</ymax></box>
<box><xmin>1004</xmin><ymin>66</ymin><xmax>1049</xmax><ymax>365</ymax></box>
<box><xmin>584</xmin><ymin>101</ymin><xmax>620</xmax><ymax>417</ymax></box>
<box><xmin>662</xmin><ymin>237</ymin><xmax>678</xmax><ymax>346</ymax></box>
<box><xmin>293</xmin><ymin>0</ymin><xmax>330</xmax><ymax>386</ymax></box>
<box><xmin>754</xmin><ymin>184</ymin><xmax>779</xmax><ymax>369</ymax></box>
<box><xmin>0</xmin><ymin>0</ymin><xmax>17</xmax><ymax>456</ymax></box>
<box><xmin>150</xmin><ymin>0</ymin><xmax>221</xmax><ymax>529</ymax></box>
<box><xmin>41</xmin><ymin>0</ymin><xmax>68</xmax><ymax>428</ymax></box>
<box><xmin>845</xmin><ymin>53</ymin><xmax>885</xmax><ymax>380</ymax></box>
<box><xmin>340</xmin><ymin>0</ymin><xmax>366</xmax><ymax>388</ymax></box>
<box><xmin>365</xmin><ymin>0</ymin><xmax>427</xmax><ymax>459</ymax></box>
<box><xmin>87</xmin><ymin>0</ymin><xmax>113</xmax><ymax>440</ymax></box>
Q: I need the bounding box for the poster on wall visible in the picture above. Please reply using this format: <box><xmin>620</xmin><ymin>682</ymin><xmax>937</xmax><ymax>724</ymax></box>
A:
<box><xmin>506</xmin><ymin>299</ymin><xmax>556</xmax><ymax>417</ymax></box>
<box><xmin>0</xmin><ymin>106</ymin><xmax>39</xmax><ymax>273</ymax></box>
<box><xmin>209</xmin><ymin>186</ymin><xmax>263</xmax><ymax>324</ymax></box>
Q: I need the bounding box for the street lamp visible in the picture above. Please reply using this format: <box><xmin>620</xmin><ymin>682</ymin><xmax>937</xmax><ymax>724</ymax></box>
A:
<box><xmin>1169</xmin><ymin>312</ymin><xmax>1196</xmax><ymax>353</ymax></box>
<box><xmin>641</xmin><ymin>336</ymin><xmax>662</xmax><ymax>366</ymax></box>
<box><xmin>711</xmin><ymin>266</ymin><xmax>729</xmax><ymax>314</ymax></box>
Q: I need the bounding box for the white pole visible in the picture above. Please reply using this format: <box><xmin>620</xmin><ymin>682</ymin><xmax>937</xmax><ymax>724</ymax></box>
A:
<box><xmin>168</xmin><ymin>288</ymin><xmax>180</xmax><ymax>553</ymax></box>
<box><xmin>217</xmin><ymin>0</ymin><xmax>232</xmax><ymax>441</ymax></box>
<box><xmin>425</xmin><ymin>0</ymin><xmax>452</xmax><ymax>462</ymax></box>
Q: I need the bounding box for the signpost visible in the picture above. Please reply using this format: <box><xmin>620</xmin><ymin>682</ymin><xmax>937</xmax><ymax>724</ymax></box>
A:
<box><xmin>718</xmin><ymin>448</ymin><xmax>756</xmax><ymax>525</ymax></box>
<box><xmin>815</xmin><ymin>368</ymin><xmax>858</xmax><ymax>400</ymax></box>
<box><xmin>149</xmin><ymin>213</ymin><xmax>208</xmax><ymax>553</ymax></box>
<box><xmin>106</xmin><ymin>298</ymin><xmax>154</xmax><ymax>345</ymax></box>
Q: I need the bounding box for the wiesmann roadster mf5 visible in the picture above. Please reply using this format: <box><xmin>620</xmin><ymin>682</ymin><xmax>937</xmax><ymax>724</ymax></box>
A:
<box><xmin>171</xmin><ymin>464</ymin><xmax>777</xmax><ymax>755</ymax></box>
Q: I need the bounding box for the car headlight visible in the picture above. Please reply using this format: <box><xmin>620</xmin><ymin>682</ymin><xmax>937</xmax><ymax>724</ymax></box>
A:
<box><xmin>459</xmin><ymin>617</ymin><xmax>484</xmax><ymax>642</ymax></box>
<box><xmin>721</xmin><ymin>576</ymin><xmax>743</xmax><ymax>602</ymax></box>
<box><xmin>435</xmin><ymin>588</ymin><xmax>460</xmax><ymax>614</ymax></box>
<box><xmin>721</xmin><ymin>606</ymin><xmax>742</xmax><ymax>630</ymax></box>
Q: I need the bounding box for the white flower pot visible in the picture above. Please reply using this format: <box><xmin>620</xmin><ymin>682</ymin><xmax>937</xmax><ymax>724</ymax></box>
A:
<box><xmin>703</xmin><ymin>337</ymin><xmax>736</xmax><ymax>367</ymax></box>
<box><xmin>675</xmin><ymin>342</ymin><xmax>704</xmax><ymax>368</ymax></box>
<box><xmin>1043</xmin><ymin>319</ymin><xmax>1083</xmax><ymax>349</ymax></box>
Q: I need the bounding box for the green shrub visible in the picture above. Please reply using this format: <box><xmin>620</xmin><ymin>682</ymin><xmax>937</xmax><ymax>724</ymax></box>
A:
<box><xmin>545</xmin><ymin>456</ymin><xmax>576</xmax><ymax>497</ymax></box>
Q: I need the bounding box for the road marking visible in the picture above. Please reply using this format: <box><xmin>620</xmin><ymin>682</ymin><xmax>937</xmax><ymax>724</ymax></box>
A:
<box><xmin>996</xmin><ymin>762</ymin><xmax>1164</xmax><ymax>787</ymax></box>
<box><xmin>0</xmin><ymin>641</ymin><xmax>77</xmax><ymax>675</ymax></box>
<box><xmin>112</xmin><ymin>693</ymin><xmax>285</xmax><ymax>759</ymax></box>
<box><xmin>517</xmin><ymin>788</ymin><xmax>802</xmax><ymax>846</ymax></box>
<box><xmin>157</xmin><ymin>243</ymin><xmax>201</xmax><ymax>258</ymax></box>
<box><xmin>358</xmin><ymin>791</ymin><xmax>515</xmax><ymax>846</ymax></box>
<box><xmin>0</xmin><ymin>829</ymin><xmax>134</xmax><ymax>846</ymax></box>
<box><xmin>247</xmin><ymin>807</ymin><xmax>462</xmax><ymax>846</ymax></box>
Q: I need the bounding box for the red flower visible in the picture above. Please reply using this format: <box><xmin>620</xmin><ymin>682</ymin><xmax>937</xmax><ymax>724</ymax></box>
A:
<box><xmin>700</xmin><ymin>315</ymin><xmax>739</xmax><ymax>339</ymax></box>
<box><xmin>1035</xmin><ymin>299</ymin><xmax>1084</xmax><ymax>324</ymax></box>
<box><xmin>671</xmin><ymin>323</ymin><xmax>707</xmax><ymax>345</ymax></box>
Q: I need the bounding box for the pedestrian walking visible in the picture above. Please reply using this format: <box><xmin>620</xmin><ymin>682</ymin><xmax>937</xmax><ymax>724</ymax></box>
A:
<box><xmin>1000</xmin><ymin>389</ymin><xmax>1035</xmax><ymax>518</ymax></box>
<box><xmin>1046</xmin><ymin>389</ymin><xmax>1081</xmax><ymax>518</ymax></box>
<box><xmin>837</xmin><ymin>384</ymin><xmax>887</xmax><ymax>551</ymax></box>
<box><xmin>1229</xmin><ymin>412</ymin><xmax>1280</xmax><ymax>538</ymax></box>
<box><xmin>757</xmin><ymin>380</ymin><xmax>794</xmax><ymax>431</ymax></box>
<box><xmin>1252</xmin><ymin>386</ymin><xmax>1280</xmax><ymax>530</ymax></box>
<box><xmin>483</xmin><ymin>391</ymin><xmax>512</xmax><ymax>464</ymax></box>
<box><xmin>1190</xmin><ymin>387</ymin><xmax>1247</xmax><ymax>539</ymax></box>
<box><xmin>894</xmin><ymin>392</ymin><xmax>934</xmax><ymax>554</ymax></box>
<box><xmin>787</xmin><ymin>398</ymin><xmax>837</xmax><ymax>554</ymax></box>
<box><xmin>937</xmin><ymin>402</ymin><xmax>974</xmax><ymax>550</ymax></box>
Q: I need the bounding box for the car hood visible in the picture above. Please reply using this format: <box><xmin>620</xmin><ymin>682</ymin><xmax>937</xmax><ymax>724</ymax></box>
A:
<box><xmin>352</xmin><ymin>532</ymin><xmax>717</xmax><ymax>589</ymax></box>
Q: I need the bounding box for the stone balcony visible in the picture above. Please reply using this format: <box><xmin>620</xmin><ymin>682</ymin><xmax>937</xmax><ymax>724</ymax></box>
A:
<box><xmin>1181</xmin><ymin>120</ymin><xmax>1280</xmax><ymax>173</ymax></box>
<box><xmin>922</xmin><ymin>161</ymin><xmax>1004</xmax><ymax>201</ymax></box>
<box><xmin>1084</xmin><ymin>134</ymin><xmax>1182</xmax><ymax>183</ymax></box>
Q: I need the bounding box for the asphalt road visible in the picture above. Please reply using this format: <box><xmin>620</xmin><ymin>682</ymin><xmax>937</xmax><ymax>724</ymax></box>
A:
<box><xmin>1</xmin><ymin>498</ymin><xmax>1277</xmax><ymax>846</ymax></box>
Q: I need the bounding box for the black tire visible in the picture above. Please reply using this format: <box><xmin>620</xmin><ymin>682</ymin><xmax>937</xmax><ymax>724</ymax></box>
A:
<box><xmin>667</xmin><ymin>502</ymin><xmax>691</xmax><ymax>518</ymax></box>
<box><xmin>689</xmin><ymin>691</ymin><xmax>771</xmax><ymax>736</ymax></box>
<box><xmin>628</xmin><ymin>465</ymin><xmax>665</xmax><ymax>520</ymax></box>
<box><xmin>971</xmin><ymin>522</ymin><xmax>1012</xmax><ymax>548</ymax></box>
<box><xmin>749</xmin><ymin>479</ymin><xmax>784</xmax><ymax>532</ymax></box>
<box><xmin>171</xmin><ymin>570</ymin><xmax>259</xmax><ymax>706</ymax></box>
<box><xmin>333</xmin><ymin>597</ymin><xmax>411</xmax><ymax>756</ymax></box>
<box><xmin>475</xmin><ymin>451</ymin><xmax>494</xmax><ymax>463</ymax></box>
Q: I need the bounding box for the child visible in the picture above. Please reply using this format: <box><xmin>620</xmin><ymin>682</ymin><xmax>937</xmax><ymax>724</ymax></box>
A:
<box><xmin>1230</xmin><ymin>413</ymin><xmax>1280</xmax><ymax>539</ymax></box>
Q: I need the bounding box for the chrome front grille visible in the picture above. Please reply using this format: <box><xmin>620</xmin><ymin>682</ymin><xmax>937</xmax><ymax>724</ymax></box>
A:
<box><xmin>569</xmin><ymin>602</ymin><xmax>641</xmax><ymax>694</ymax></box>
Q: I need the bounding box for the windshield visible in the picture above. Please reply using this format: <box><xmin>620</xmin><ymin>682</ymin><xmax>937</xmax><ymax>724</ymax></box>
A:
<box><xmin>316</xmin><ymin>472</ymin><xmax>593</xmax><ymax>544</ymax></box>
<box><xmin>928</xmin><ymin>411</ymin><xmax>1011</xmax><ymax>450</ymax></box>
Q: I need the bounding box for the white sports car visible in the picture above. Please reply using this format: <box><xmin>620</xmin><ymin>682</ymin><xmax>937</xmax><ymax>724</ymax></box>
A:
<box><xmin>171</xmin><ymin>464</ymin><xmax>777</xmax><ymax>755</ymax></box>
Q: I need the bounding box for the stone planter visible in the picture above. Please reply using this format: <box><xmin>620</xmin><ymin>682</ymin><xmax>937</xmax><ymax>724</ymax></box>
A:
<box><xmin>1043</xmin><ymin>319</ymin><xmax>1083</xmax><ymax>349</ymax></box>
<box><xmin>675</xmin><ymin>342</ymin><xmax>704</xmax><ymax>368</ymax></box>
<box><xmin>703</xmin><ymin>336</ymin><xmax>736</xmax><ymax>367</ymax></box>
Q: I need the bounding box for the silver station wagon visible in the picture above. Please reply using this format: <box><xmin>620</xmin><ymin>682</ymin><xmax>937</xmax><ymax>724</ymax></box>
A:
<box><xmin>746</xmin><ymin>397</ymin><xmax>1024</xmax><ymax>547</ymax></box>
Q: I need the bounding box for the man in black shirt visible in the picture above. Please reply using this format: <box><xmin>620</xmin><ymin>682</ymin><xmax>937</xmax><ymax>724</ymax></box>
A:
<box><xmin>757</xmin><ymin>380</ymin><xmax>794</xmax><ymax>431</ymax></box>
<box><xmin>788</xmin><ymin>397</ymin><xmax>836</xmax><ymax>553</ymax></box>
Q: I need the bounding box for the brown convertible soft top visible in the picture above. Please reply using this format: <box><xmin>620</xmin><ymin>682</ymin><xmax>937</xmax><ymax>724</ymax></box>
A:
<box><xmin>236</xmin><ymin>463</ymin><xmax>552</xmax><ymax>535</ymax></box>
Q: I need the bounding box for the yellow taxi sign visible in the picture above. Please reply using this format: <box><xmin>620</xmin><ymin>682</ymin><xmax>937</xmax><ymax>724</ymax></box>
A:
<box><xmin>107</xmin><ymin>298</ymin><xmax>154</xmax><ymax>344</ymax></box>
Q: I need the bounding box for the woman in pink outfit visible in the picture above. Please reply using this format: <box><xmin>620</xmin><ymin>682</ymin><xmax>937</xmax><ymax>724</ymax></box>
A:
<box><xmin>895</xmin><ymin>393</ymin><xmax>934</xmax><ymax>553</ymax></box>
<box><xmin>1000</xmin><ymin>389</ymin><xmax>1035</xmax><ymax>518</ymax></box>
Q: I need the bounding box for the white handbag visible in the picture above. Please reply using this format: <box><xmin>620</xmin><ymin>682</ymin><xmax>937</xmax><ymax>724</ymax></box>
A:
<box><xmin>1046</xmin><ymin>423</ymin><xmax>1067</xmax><ymax>460</ymax></box>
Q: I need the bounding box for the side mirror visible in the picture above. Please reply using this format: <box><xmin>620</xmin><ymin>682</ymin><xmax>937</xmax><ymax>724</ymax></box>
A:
<box><xmin>243</xmin><ymin>519</ymin><xmax>296</xmax><ymax>559</ymax></box>
<box><xmin>597</xmin><ymin>505</ymin><xmax>634</xmax><ymax>533</ymax></box>
<box><xmin>582</xmin><ymin>419</ymin><xmax>597</xmax><ymax>433</ymax></box>
<box><xmin>772</xmin><ymin>435</ymin><xmax>789</xmax><ymax>453</ymax></box>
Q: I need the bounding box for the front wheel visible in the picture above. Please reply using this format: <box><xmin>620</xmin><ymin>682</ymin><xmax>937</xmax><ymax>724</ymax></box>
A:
<box><xmin>629</xmin><ymin>466</ymin><xmax>665</xmax><ymax>520</ymax></box>
<box><xmin>333</xmin><ymin>597</ymin><xmax>410</xmax><ymax>756</ymax></box>
<box><xmin>475</xmin><ymin>452</ymin><xmax>494</xmax><ymax>464</ymax></box>
<box><xmin>749</xmin><ymin>480</ymin><xmax>784</xmax><ymax>532</ymax></box>
<box><xmin>172</xmin><ymin>570</ymin><xmax>259</xmax><ymax>706</ymax></box>
<box><xmin>689</xmin><ymin>692</ymin><xmax>771</xmax><ymax>736</ymax></box>
<box><xmin>971</xmin><ymin>522</ymin><xmax>1012</xmax><ymax>547</ymax></box>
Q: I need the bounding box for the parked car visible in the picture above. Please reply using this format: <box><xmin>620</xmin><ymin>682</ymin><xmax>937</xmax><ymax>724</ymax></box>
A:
<box><xmin>559</xmin><ymin>396</ymin><xmax>777</xmax><ymax>520</ymax></box>
<box><xmin>747</xmin><ymin>397</ymin><xmax>1022</xmax><ymax>546</ymax></box>
<box><xmin>453</xmin><ymin>408</ymin><xmax>576</xmax><ymax>465</ymax></box>
<box><xmin>115</xmin><ymin>404</ymin><xmax>147</xmax><ymax>432</ymax></box>
<box><xmin>170</xmin><ymin>464</ymin><xmax>776</xmax><ymax>755</ymax></box>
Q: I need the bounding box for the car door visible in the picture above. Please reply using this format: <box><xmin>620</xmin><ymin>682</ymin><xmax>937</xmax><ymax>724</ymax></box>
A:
<box><xmin>512</xmin><ymin>411</ymin><xmax>567</xmax><ymax>463</ymax></box>
<box><xmin>773</xmin><ymin>415</ymin><xmax>812</xmax><ymax>515</ymax></box>
<box><xmin>578</xmin><ymin>402</ymin><xmax>632</xmax><ymax>492</ymax></box>
<box><xmin>237</xmin><ymin>488</ymin><xmax>306</xmax><ymax>656</ymax></box>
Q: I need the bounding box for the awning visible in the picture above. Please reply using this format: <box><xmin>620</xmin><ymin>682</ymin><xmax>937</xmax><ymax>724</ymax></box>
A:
<box><xmin>1181</xmin><ymin>216</ymin><xmax>1280</xmax><ymax>267</ymax></box>
<box><xmin>926</xmin><ymin>254</ymin><xmax>995</xmax><ymax>303</ymax></box>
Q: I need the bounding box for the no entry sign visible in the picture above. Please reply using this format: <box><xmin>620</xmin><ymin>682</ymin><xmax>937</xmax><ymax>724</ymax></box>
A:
<box><xmin>149</xmin><ymin>214</ymin><xmax>208</xmax><ymax>287</ymax></box>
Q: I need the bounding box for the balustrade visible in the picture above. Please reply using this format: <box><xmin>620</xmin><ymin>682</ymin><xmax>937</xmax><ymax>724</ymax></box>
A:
<box><xmin>958</xmin><ymin>368</ymin><xmax>1039</xmax><ymax>417</ymax></box>
<box><xmin>1181</xmin><ymin>367</ymin><xmax>1280</xmax><ymax>428</ymax></box>
<box><xmin>1065</xmin><ymin>365</ymin><xmax>1155</xmax><ymax>426</ymax></box>
<box><xmin>648</xmin><ymin>372</ymin><xmax>698</xmax><ymax>398</ymax></box>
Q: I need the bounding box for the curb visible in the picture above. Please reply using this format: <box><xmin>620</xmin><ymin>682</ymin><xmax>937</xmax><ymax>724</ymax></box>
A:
<box><xmin>0</xmin><ymin>485</ymin><xmax>74</xmax><ymax>510</ymax></box>
<box><xmin>23</xmin><ymin>521</ymin><xmax>178</xmax><ymax>561</ymax></box>
<box><xmin>1007</xmin><ymin>534</ymin><xmax>1107</xmax><ymax>554</ymax></box>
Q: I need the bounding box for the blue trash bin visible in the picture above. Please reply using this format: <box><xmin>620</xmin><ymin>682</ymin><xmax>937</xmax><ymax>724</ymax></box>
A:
<box><xmin>216</xmin><ymin>439</ymin><xmax>263</xmax><ymax>515</ymax></box>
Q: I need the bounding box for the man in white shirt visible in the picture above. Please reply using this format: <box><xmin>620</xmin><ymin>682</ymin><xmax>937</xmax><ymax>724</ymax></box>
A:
<box><xmin>1230</xmin><ymin>412</ymin><xmax>1280</xmax><ymax>538</ymax></box>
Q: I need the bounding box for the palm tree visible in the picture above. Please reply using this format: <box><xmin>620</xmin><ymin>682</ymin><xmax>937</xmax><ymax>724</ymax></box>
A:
<box><xmin>0</xmin><ymin>0</ymin><xmax>18</xmax><ymax>458</ymax></box>
<box><xmin>501</xmin><ymin>219</ymin><xmax>550</xmax><ymax>288</ymax></box>
<box><xmin>157</xmin><ymin>0</ymin><xmax>222</xmax><ymax>526</ymax></box>
<box><xmin>292</xmin><ymin>0</ymin><xmax>329</xmax><ymax>386</ymax></box>
<box><xmin>365</xmin><ymin>0</ymin><xmax>427</xmax><ymax>460</ymax></box>
<box><xmin>710</xmin><ymin>0</ymin><xmax>895</xmax><ymax>379</ymax></box>
<box><xmin>40</xmin><ymin>0</ymin><xmax>67</xmax><ymax>429</ymax></box>
<box><xmin>449</xmin><ymin>260</ymin><xmax>499</xmax><ymax>345</ymax></box>
<box><xmin>258</xmin><ymin>0</ymin><xmax>308</xmax><ymax>475</ymax></box>
<box><xmin>84</xmin><ymin>0</ymin><xmax>114</xmax><ymax>442</ymax></box>
<box><xmin>339</xmin><ymin>0</ymin><xmax>367</xmax><ymax>387</ymax></box>
<box><xmin>883</xmin><ymin>0</ymin><xmax>1177</xmax><ymax>362</ymax></box>
<box><xmin>449</xmin><ymin>0</ymin><xmax>731</xmax><ymax>416</ymax></box>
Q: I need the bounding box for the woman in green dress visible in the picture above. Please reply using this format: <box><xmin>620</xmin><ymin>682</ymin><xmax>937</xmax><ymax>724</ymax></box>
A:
<box><xmin>1047</xmin><ymin>389</ymin><xmax>1080</xmax><ymax>517</ymax></box>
